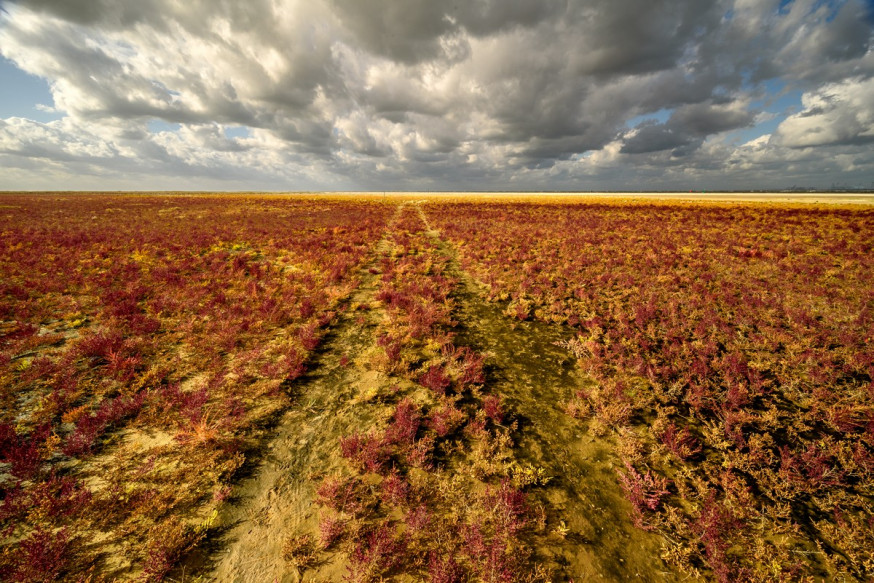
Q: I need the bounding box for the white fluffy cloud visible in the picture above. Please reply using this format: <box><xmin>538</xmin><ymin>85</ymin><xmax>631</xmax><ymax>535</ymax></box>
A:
<box><xmin>1</xmin><ymin>0</ymin><xmax>873</xmax><ymax>190</ymax></box>
<box><xmin>774</xmin><ymin>76</ymin><xmax>874</xmax><ymax>147</ymax></box>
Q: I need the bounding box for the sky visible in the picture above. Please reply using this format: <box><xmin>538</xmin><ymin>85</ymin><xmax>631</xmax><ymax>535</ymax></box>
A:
<box><xmin>0</xmin><ymin>0</ymin><xmax>873</xmax><ymax>192</ymax></box>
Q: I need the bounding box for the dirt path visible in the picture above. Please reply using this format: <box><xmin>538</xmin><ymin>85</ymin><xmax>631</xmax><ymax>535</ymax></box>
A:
<box><xmin>184</xmin><ymin>203</ymin><xmax>681</xmax><ymax>582</ymax></box>
<box><xmin>417</xmin><ymin>204</ymin><xmax>680</xmax><ymax>581</ymax></box>
<box><xmin>193</xmin><ymin>301</ymin><xmax>385</xmax><ymax>582</ymax></box>
<box><xmin>176</xmin><ymin>208</ymin><xmax>404</xmax><ymax>583</ymax></box>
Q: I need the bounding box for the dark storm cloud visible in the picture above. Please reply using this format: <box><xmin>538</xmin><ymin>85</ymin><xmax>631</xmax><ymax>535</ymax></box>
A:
<box><xmin>8</xmin><ymin>0</ymin><xmax>142</xmax><ymax>26</ymax></box>
<box><xmin>14</xmin><ymin>0</ymin><xmax>277</xmax><ymax>34</ymax></box>
<box><xmin>330</xmin><ymin>0</ymin><xmax>568</xmax><ymax>63</ymax></box>
<box><xmin>621</xmin><ymin>101</ymin><xmax>756</xmax><ymax>154</ymax></box>
<box><xmin>621</xmin><ymin>123</ymin><xmax>694</xmax><ymax>155</ymax></box>
<box><xmin>563</xmin><ymin>0</ymin><xmax>724</xmax><ymax>76</ymax></box>
<box><xmin>330</xmin><ymin>0</ymin><xmax>455</xmax><ymax>64</ymax></box>
<box><xmin>1</xmin><ymin>0</ymin><xmax>873</xmax><ymax>190</ymax></box>
<box><xmin>717</xmin><ymin>0</ymin><xmax>873</xmax><ymax>86</ymax></box>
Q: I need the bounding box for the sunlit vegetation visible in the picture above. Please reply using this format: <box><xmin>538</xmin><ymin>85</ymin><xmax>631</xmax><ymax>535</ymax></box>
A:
<box><xmin>3</xmin><ymin>194</ymin><xmax>872</xmax><ymax>582</ymax></box>
<box><xmin>0</xmin><ymin>195</ymin><xmax>391</xmax><ymax>580</ymax></box>
<box><xmin>314</xmin><ymin>205</ymin><xmax>549</xmax><ymax>582</ymax></box>
<box><xmin>431</xmin><ymin>200</ymin><xmax>874</xmax><ymax>581</ymax></box>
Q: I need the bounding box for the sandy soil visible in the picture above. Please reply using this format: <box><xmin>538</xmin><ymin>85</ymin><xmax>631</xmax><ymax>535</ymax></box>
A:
<box><xmin>174</xmin><ymin>203</ymin><xmax>689</xmax><ymax>582</ymax></box>
<box><xmin>437</xmin><ymin>236</ymin><xmax>674</xmax><ymax>580</ymax></box>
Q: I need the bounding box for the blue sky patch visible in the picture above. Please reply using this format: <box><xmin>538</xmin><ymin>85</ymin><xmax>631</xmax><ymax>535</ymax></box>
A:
<box><xmin>0</xmin><ymin>56</ymin><xmax>61</xmax><ymax>122</ymax></box>
<box><xmin>626</xmin><ymin>108</ymin><xmax>672</xmax><ymax>128</ymax></box>
<box><xmin>864</xmin><ymin>0</ymin><xmax>874</xmax><ymax>23</ymax></box>
<box><xmin>778</xmin><ymin>0</ymin><xmax>796</xmax><ymax>15</ymax></box>
<box><xmin>147</xmin><ymin>119</ymin><xmax>181</xmax><ymax>133</ymax></box>
<box><xmin>224</xmin><ymin>126</ymin><xmax>249</xmax><ymax>139</ymax></box>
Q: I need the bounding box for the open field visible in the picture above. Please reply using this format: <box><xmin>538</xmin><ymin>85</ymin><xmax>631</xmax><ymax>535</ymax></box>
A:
<box><xmin>1</xmin><ymin>193</ymin><xmax>872</xmax><ymax>582</ymax></box>
<box><xmin>350</xmin><ymin>192</ymin><xmax>874</xmax><ymax>205</ymax></box>
<box><xmin>9</xmin><ymin>191</ymin><xmax>874</xmax><ymax>205</ymax></box>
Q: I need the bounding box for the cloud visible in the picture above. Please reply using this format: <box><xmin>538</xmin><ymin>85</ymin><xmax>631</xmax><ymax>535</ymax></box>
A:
<box><xmin>773</xmin><ymin>76</ymin><xmax>874</xmax><ymax>147</ymax></box>
<box><xmin>621</xmin><ymin>100</ymin><xmax>756</xmax><ymax>155</ymax></box>
<box><xmin>0</xmin><ymin>0</ymin><xmax>873</xmax><ymax>190</ymax></box>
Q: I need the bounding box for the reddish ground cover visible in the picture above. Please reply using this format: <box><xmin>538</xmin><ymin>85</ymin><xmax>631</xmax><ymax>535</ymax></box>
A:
<box><xmin>430</xmin><ymin>200</ymin><xmax>874</xmax><ymax>581</ymax></box>
<box><xmin>4</xmin><ymin>194</ymin><xmax>872</xmax><ymax>582</ymax></box>
<box><xmin>0</xmin><ymin>194</ymin><xmax>392</xmax><ymax>580</ymax></box>
<box><xmin>311</xmin><ymin>205</ymin><xmax>547</xmax><ymax>582</ymax></box>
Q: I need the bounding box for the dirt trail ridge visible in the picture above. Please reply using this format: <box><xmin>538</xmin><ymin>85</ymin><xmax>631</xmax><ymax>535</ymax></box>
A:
<box><xmin>181</xmin><ymin>202</ymin><xmax>682</xmax><ymax>582</ymax></box>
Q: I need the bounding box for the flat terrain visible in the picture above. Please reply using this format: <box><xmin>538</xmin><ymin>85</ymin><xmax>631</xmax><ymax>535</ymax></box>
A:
<box><xmin>1</xmin><ymin>193</ymin><xmax>872</xmax><ymax>582</ymax></box>
<box><xmin>8</xmin><ymin>190</ymin><xmax>874</xmax><ymax>205</ymax></box>
<box><xmin>341</xmin><ymin>191</ymin><xmax>874</xmax><ymax>204</ymax></box>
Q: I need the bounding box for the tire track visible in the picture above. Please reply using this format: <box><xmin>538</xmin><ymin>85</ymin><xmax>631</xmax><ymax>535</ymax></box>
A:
<box><xmin>179</xmin><ymin>206</ymin><xmax>404</xmax><ymax>583</ymax></box>
<box><xmin>417</xmin><ymin>202</ymin><xmax>684</xmax><ymax>582</ymax></box>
